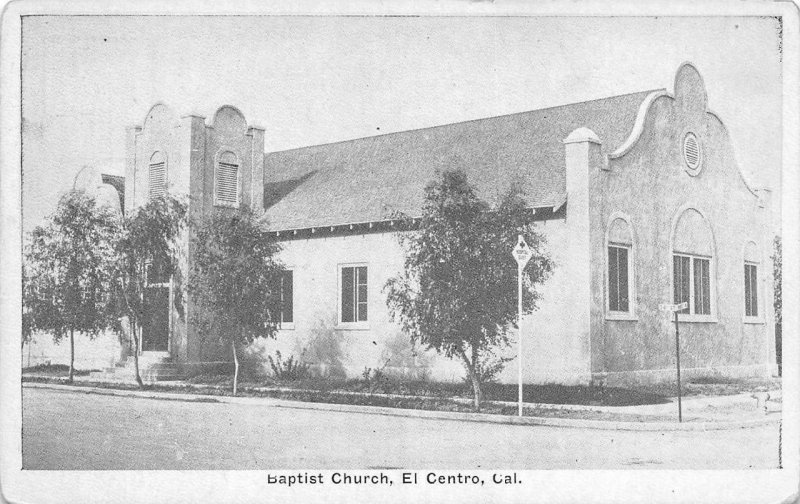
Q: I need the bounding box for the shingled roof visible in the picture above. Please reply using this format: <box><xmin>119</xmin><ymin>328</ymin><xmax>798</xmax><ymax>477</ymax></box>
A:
<box><xmin>262</xmin><ymin>90</ymin><xmax>661</xmax><ymax>232</ymax></box>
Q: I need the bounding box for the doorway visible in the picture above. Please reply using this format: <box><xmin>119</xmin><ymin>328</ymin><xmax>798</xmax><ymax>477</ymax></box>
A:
<box><xmin>142</xmin><ymin>286</ymin><xmax>169</xmax><ymax>352</ymax></box>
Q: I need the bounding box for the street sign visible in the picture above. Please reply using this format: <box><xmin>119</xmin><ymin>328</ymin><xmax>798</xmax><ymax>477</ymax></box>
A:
<box><xmin>512</xmin><ymin>235</ymin><xmax>532</xmax><ymax>268</ymax></box>
<box><xmin>660</xmin><ymin>301</ymin><xmax>687</xmax><ymax>423</ymax></box>
<box><xmin>511</xmin><ymin>234</ymin><xmax>532</xmax><ymax>418</ymax></box>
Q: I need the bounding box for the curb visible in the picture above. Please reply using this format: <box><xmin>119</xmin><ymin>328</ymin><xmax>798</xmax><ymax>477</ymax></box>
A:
<box><xmin>24</xmin><ymin>381</ymin><xmax>781</xmax><ymax>432</ymax></box>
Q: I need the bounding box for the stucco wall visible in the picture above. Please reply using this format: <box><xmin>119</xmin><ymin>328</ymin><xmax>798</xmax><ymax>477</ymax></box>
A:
<box><xmin>249</xmin><ymin>222</ymin><xmax>588</xmax><ymax>385</ymax></box>
<box><xmin>592</xmin><ymin>64</ymin><xmax>775</xmax><ymax>385</ymax></box>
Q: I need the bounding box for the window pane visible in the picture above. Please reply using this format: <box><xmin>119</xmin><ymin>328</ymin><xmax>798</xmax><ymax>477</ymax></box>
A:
<box><xmin>356</xmin><ymin>266</ymin><xmax>368</xmax><ymax>322</ymax></box>
<box><xmin>673</xmin><ymin>255</ymin><xmax>690</xmax><ymax>312</ymax></box>
<box><xmin>750</xmin><ymin>265</ymin><xmax>758</xmax><ymax>317</ymax></box>
<box><xmin>341</xmin><ymin>267</ymin><xmax>354</xmax><ymax>323</ymax></box>
<box><xmin>693</xmin><ymin>258</ymin><xmax>710</xmax><ymax>315</ymax></box>
<box><xmin>617</xmin><ymin>247</ymin><xmax>629</xmax><ymax>312</ymax></box>
<box><xmin>281</xmin><ymin>271</ymin><xmax>293</xmax><ymax>323</ymax></box>
<box><xmin>608</xmin><ymin>247</ymin><xmax>620</xmax><ymax>311</ymax></box>
<box><xmin>745</xmin><ymin>264</ymin><xmax>758</xmax><ymax>317</ymax></box>
<box><xmin>608</xmin><ymin>246</ymin><xmax>629</xmax><ymax>312</ymax></box>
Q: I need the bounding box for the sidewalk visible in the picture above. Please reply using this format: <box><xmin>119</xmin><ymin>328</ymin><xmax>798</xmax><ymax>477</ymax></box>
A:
<box><xmin>22</xmin><ymin>373</ymin><xmax>782</xmax><ymax>431</ymax></box>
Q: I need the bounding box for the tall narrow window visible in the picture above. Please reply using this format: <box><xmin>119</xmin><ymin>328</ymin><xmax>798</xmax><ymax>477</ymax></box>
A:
<box><xmin>608</xmin><ymin>246</ymin><xmax>629</xmax><ymax>312</ymax></box>
<box><xmin>215</xmin><ymin>151</ymin><xmax>239</xmax><ymax>206</ymax></box>
<box><xmin>693</xmin><ymin>257</ymin><xmax>711</xmax><ymax>315</ymax></box>
<box><xmin>672</xmin><ymin>208</ymin><xmax>715</xmax><ymax>318</ymax></box>
<box><xmin>744</xmin><ymin>263</ymin><xmax>758</xmax><ymax>317</ymax></box>
<box><xmin>606</xmin><ymin>216</ymin><xmax>635</xmax><ymax>316</ymax></box>
<box><xmin>279</xmin><ymin>270</ymin><xmax>294</xmax><ymax>324</ymax></box>
<box><xmin>744</xmin><ymin>241</ymin><xmax>760</xmax><ymax>319</ymax></box>
<box><xmin>148</xmin><ymin>151</ymin><xmax>167</xmax><ymax>199</ymax></box>
<box><xmin>341</xmin><ymin>266</ymin><xmax>368</xmax><ymax>323</ymax></box>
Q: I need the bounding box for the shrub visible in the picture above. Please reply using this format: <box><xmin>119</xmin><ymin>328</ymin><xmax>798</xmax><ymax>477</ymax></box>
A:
<box><xmin>296</xmin><ymin>319</ymin><xmax>347</xmax><ymax>379</ymax></box>
<box><xmin>267</xmin><ymin>351</ymin><xmax>310</xmax><ymax>381</ymax></box>
<box><xmin>381</xmin><ymin>332</ymin><xmax>432</xmax><ymax>382</ymax></box>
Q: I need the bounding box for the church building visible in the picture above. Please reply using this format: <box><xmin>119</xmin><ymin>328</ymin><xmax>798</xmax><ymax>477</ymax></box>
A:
<box><xmin>45</xmin><ymin>62</ymin><xmax>777</xmax><ymax>386</ymax></box>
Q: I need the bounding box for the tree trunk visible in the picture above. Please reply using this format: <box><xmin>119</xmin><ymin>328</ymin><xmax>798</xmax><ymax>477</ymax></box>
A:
<box><xmin>232</xmin><ymin>339</ymin><xmax>240</xmax><ymax>396</ymax></box>
<box><xmin>459</xmin><ymin>348</ymin><xmax>482</xmax><ymax>411</ymax></box>
<box><xmin>132</xmin><ymin>319</ymin><xmax>143</xmax><ymax>388</ymax></box>
<box><xmin>68</xmin><ymin>328</ymin><xmax>75</xmax><ymax>383</ymax></box>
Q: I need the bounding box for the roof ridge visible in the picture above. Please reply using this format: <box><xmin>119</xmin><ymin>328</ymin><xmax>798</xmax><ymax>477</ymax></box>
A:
<box><xmin>266</xmin><ymin>88</ymin><xmax>665</xmax><ymax>155</ymax></box>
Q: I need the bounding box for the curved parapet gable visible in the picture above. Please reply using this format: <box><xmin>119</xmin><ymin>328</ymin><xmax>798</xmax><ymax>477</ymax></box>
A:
<box><xmin>142</xmin><ymin>102</ymin><xmax>179</xmax><ymax>131</ymax></box>
<box><xmin>606</xmin><ymin>62</ymin><xmax>758</xmax><ymax>197</ymax></box>
<box><xmin>607</xmin><ymin>90</ymin><xmax>668</xmax><ymax>161</ymax></box>
<box><xmin>211</xmin><ymin>105</ymin><xmax>248</xmax><ymax>137</ymax></box>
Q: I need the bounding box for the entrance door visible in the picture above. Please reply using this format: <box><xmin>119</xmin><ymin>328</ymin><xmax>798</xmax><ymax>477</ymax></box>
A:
<box><xmin>142</xmin><ymin>286</ymin><xmax>169</xmax><ymax>352</ymax></box>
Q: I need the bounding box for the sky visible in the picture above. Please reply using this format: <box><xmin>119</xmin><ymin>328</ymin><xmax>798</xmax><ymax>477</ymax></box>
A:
<box><xmin>21</xmin><ymin>15</ymin><xmax>783</xmax><ymax>233</ymax></box>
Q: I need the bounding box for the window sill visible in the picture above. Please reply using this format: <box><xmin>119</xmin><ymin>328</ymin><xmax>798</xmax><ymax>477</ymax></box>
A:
<box><xmin>336</xmin><ymin>322</ymin><xmax>370</xmax><ymax>331</ymax></box>
<box><xmin>278</xmin><ymin>323</ymin><xmax>295</xmax><ymax>331</ymax></box>
<box><xmin>743</xmin><ymin>317</ymin><xmax>765</xmax><ymax>325</ymax></box>
<box><xmin>213</xmin><ymin>201</ymin><xmax>240</xmax><ymax>209</ymax></box>
<box><xmin>605</xmin><ymin>312</ymin><xmax>638</xmax><ymax>321</ymax></box>
<box><xmin>677</xmin><ymin>314</ymin><xmax>718</xmax><ymax>324</ymax></box>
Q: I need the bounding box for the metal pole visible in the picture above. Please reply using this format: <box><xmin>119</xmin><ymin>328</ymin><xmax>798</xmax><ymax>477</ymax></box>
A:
<box><xmin>518</xmin><ymin>265</ymin><xmax>523</xmax><ymax>417</ymax></box>
<box><xmin>675</xmin><ymin>310</ymin><xmax>682</xmax><ymax>422</ymax></box>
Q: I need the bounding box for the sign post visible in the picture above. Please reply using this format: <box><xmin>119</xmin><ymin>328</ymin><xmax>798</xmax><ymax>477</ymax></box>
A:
<box><xmin>659</xmin><ymin>301</ymin><xmax>688</xmax><ymax>422</ymax></box>
<box><xmin>512</xmin><ymin>235</ymin><xmax>533</xmax><ymax>417</ymax></box>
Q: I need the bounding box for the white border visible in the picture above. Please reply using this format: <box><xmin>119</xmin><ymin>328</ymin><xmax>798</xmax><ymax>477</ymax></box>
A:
<box><xmin>2</xmin><ymin>2</ymin><xmax>798</xmax><ymax>504</ymax></box>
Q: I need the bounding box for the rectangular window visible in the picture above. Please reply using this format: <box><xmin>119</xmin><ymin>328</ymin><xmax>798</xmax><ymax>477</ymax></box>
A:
<box><xmin>341</xmin><ymin>266</ymin><xmax>368</xmax><ymax>323</ymax></box>
<box><xmin>279</xmin><ymin>270</ymin><xmax>294</xmax><ymax>324</ymax></box>
<box><xmin>608</xmin><ymin>246</ymin><xmax>629</xmax><ymax>312</ymax></box>
<box><xmin>673</xmin><ymin>254</ymin><xmax>711</xmax><ymax>316</ymax></box>
<box><xmin>745</xmin><ymin>263</ymin><xmax>758</xmax><ymax>317</ymax></box>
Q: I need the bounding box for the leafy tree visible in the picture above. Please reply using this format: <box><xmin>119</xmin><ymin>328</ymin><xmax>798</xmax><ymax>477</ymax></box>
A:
<box><xmin>23</xmin><ymin>190</ymin><xmax>121</xmax><ymax>382</ymax></box>
<box><xmin>189</xmin><ymin>205</ymin><xmax>284</xmax><ymax>395</ymax></box>
<box><xmin>773</xmin><ymin>235</ymin><xmax>782</xmax><ymax>376</ymax></box>
<box><xmin>385</xmin><ymin>170</ymin><xmax>553</xmax><ymax>411</ymax></box>
<box><xmin>115</xmin><ymin>194</ymin><xmax>187</xmax><ymax>387</ymax></box>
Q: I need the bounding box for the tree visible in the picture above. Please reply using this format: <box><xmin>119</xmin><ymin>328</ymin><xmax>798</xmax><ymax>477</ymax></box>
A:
<box><xmin>385</xmin><ymin>170</ymin><xmax>553</xmax><ymax>411</ymax></box>
<box><xmin>115</xmin><ymin>194</ymin><xmax>187</xmax><ymax>387</ymax></box>
<box><xmin>23</xmin><ymin>190</ymin><xmax>121</xmax><ymax>382</ymax></box>
<box><xmin>189</xmin><ymin>205</ymin><xmax>284</xmax><ymax>395</ymax></box>
<box><xmin>773</xmin><ymin>235</ymin><xmax>782</xmax><ymax>376</ymax></box>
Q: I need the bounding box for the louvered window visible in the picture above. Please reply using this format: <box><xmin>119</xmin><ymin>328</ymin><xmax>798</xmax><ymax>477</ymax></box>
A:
<box><xmin>148</xmin><ymin>151</ymin><xmax>167</xmax><ymax>200</ymax></box>
<box><xmin>215</xmin><ymin>151</ymin><xmax>239</xmax><ymax>206</ymax></box>
<box><xmin>683</xmin><ymin>132</ymin><xmax>701</xmax><ymax>171</ymax></box>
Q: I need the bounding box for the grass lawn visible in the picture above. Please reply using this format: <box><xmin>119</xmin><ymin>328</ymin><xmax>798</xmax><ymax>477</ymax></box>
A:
<box><xmin>182</xmin><ymin>372</ymin><xmax>776</xmax><ymax>407</ymax></box>
<box><xmin>22</xmin><ymin>364</ymin><xmax>96</xmax><ymax>377</ymax></box>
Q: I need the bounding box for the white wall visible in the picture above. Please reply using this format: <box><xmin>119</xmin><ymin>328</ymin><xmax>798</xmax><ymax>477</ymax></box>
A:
<box><xmin>251</xmin><ymin>222</ymin><xmax>590</xmax><ymax>385</ymax></box>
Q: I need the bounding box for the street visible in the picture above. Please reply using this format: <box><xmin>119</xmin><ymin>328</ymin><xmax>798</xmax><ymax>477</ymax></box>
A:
<box><xmin>22</xmin><ymin>387</ymin><xmax>780</xmax><ymax>470</ymax></box>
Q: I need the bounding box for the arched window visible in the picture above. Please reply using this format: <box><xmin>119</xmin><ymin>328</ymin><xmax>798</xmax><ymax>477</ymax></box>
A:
<box><xmin>215</xmin><ymin>151</ymin><xmax>239</xmax><ymax>207</ymax></box>
<box><xmin>148</xmin><ymin>151</ymin><xmax>167</xmax><ymax>200</ymax></box>
<box><xmin>671</xmin><ymin>208</ymin><xmax>715</xmax><ymax>318</ymax></box>
<box><xmin>606</xmin><ymin>215</ymin><xmax>636</xmax><ymax>318</ymax></box>
<box><xmin>744</xmin><ymin>241</ymin><xmax>760</xmax><ymax>319</ymax></box>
